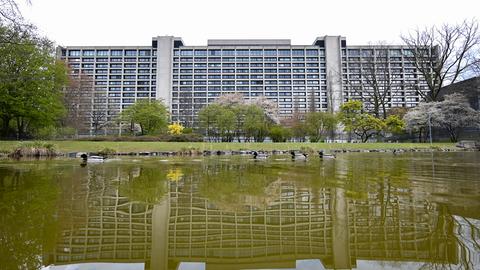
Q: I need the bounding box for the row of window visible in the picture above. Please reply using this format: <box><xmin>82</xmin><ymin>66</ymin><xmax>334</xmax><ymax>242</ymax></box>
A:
<box><xmin>66</xmin><ymin>58</ymin><xmax>155</xmax><ymax>63</ymax></box>
<box><xmin>345</xmin><ymin>74</ymin><xmax>417</xmax><ymax>79</ymax></box>
<box><xmin>68</xmin><ymin>61</ymin><xmax>153</xmax><ymax>68</ymax></box>
<box><xmin>70</xmin><ymin>69</ymin><xmax>156</xmax><ymax>74</ymax></box>
<box><xmin>174</xmin><ymin>80</ymin><xmax>321</xmax><ymax>85</ymax></box>
<box><xmin>172</xmin><ymin>86</ymin><xmax>322</xmax><ymax>91</ymax></box>
<box><xmin>96</xmin><ymin>81</ymin><xmax>155</xmax><ymax>86</ymax></box>
<box><xmin>97</xmin><ymin>98</ymin><xmax>154</xmax><ymax>104</ymax></box>
<box><xmin>95</xmin><ymin>75</ymin><xmax>155</xmax><ymax>79</ymax></box>
<box><xmin>173</xmin><ymin>69</ymin><xmax>321</xmax><ymax>74</ymax></box>
<box><xmin>174</xmin><ymin>49</ymin><xmax>324</xmax><ymax>57</ymax></box>
<box><xmin>174</xmin><ymin>57</ymin><xmax>325</xmax><ymax>62</ymax></box>
<box><xmin>105</xmin><ymin>87</ymin><xmax>155</xmax><ymax>91</ymax></box>
<box><xmin>344</xmin><ymin>49</ymin><xmax>416</xmax><ymax>57</ymax></box>
<box><xmin>175</xmin><ymin>74</ymin><xmax>321</xmax><ymax>79</ymax></box>
<box><xmin>172</xmin><ymin>89</ymin><xmax>325</xmax><ymax>95</ymax></box>
<box><xmin>344</xmin><ymin>80</ymin><xmax>420</xmax><ymax>85</ymax></box>
<box><xmin>69</xmin><ymin>62</ymin><xmax>155</xmax><ymax>68</ymax></box>
<box><xmin>106</xmin><ymin>93</ymin><xmax>155</xmax><ymax>97</ymax></box>
<box><xmin>73</xmin><ymin>63</ymin><xmax>154</xmax><ymax>69</ymax></box>
<box><xmin>66</xmin><ymin>49</ymin><xmax>156</xmax><ymax>57</ymax></box>
<box><xmin>343</xmin><ymin>57</ymin><xmax>415</xmax><ymax>62</ymax></box>
<box><xmin>174</xmin><ymin>63</ymin><xmax>322</xmax><ymax>68</ymax></box>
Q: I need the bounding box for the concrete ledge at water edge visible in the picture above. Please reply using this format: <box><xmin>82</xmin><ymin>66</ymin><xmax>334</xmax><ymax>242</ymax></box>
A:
<box><xmin>456</xmin><ymin>140</ymin><xmax>480</xmax><ymax>150</ymax></box>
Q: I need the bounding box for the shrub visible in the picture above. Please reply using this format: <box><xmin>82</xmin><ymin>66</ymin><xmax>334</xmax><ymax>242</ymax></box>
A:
<box><xmin>269</xmin><ymin>125</ymin><xmax>292</xmax><ymax>142</ymax></box>
<box><xmin>97</xmin><ymin>147</ymin><xmax>117</xmax><ymax>156</ymax></box>
<box><xmin>75</xmin><ymin>133</ymin><xmax>204</xmax><ymax>142</ymax></box>
<box><xmin>10</xmin><ymin>141</ymin><xmax>58</xmax><ymax>157</ymax></box>
<box><xmin>36</xmin><ymin>126</ymin><xmax>57</xmax><ymax>140</ymax></box>
<box><xmin>182</xmin><ymin>128</ymin><xmax>193</xmax><ymax>134</ymax></box>
<box><xmin>168</xmin><ymin>122</ymin><xmax>185</xmax><ymax>135</ymax></box>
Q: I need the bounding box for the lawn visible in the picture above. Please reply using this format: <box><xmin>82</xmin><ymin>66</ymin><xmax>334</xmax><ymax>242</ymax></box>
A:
<box><xmin>0</xmin><ymin>141</ymin><xmax>457</xmax><ymax>153</ymax></box>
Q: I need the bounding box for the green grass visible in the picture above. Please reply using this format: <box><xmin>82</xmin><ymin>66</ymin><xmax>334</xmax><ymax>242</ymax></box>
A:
<box><xmin>0</xmin><ymin>141</ymin><xmax>457</xmax><ymax>153</ymax></box>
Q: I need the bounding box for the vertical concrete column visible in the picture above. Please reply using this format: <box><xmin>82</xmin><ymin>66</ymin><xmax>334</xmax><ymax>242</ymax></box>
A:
<box><xmin>150</xmin><ymin>195</ymin><xmax>170</xmax><ymax>270</ymax></box>
<box><xmin>324</xmin><ymin>36</ymin><xmax>343</xmax><ymax>113</ymax></box>
<box><xmin>155</xmin><ymin>36</ymin><xmax>174</xmax><ymax>109</ymax></box>
<box><xmin>331</xmin><ymin>187</ymin><xmax>351</xmax><ymax>269</ymax></box>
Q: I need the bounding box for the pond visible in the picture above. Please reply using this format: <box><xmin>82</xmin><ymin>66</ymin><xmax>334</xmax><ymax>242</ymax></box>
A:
<box><xmin>0</xmin><ymin>152</ymin><xmax>479</xmax><ymax>270</ymax></box>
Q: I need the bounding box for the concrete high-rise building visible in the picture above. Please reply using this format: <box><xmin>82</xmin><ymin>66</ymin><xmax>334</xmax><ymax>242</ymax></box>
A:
<box><xmin>57</xmin><ymin>36</ymin><xmax>432</xmax><ymax>133</ymax></box>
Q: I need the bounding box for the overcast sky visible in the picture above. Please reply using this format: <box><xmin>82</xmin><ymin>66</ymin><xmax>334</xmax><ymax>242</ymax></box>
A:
<box><xmin>18</xmin><ymin>0</ymin><xmax>479</xmax><ymax>47</ymax></box>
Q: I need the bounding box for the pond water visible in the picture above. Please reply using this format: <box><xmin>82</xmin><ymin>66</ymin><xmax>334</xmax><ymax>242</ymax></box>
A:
<box><xmin>0</xmin><ymin>152</ymin><xmax>479</xmax><ymax>270</ymax></box>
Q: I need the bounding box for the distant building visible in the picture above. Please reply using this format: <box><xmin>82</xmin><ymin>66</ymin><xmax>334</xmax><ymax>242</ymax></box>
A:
<box><xmin>438</xmin><ymin>76</ymin><xmax>480</xmax><ymax>110</ymax></box>
<box><xmin>57</xmin><ymin>36</ymin><xmax>433</xmax><ymax>133</ymax></box>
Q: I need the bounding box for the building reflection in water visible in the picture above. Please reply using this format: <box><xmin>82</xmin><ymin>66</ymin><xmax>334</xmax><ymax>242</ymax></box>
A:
<box><xmin>43</xmin><ymin>157</ymin><xmax>471</xmax><ymax>270</ymax></box>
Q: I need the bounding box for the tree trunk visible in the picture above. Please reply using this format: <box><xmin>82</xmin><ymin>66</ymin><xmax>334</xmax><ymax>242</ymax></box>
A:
<box><xmin>1</xmin><ymin>116</ymin><xmax>10</xmax><ymax>138</ymax></box>
<box><xmin>446</xmin><ymin>126</ymin><xmax>458</xmax><ymax>142</ymax></box>
<box><xmin>16</xmin><ymin>117</ymin><xmax>25</xmax><ymax>139</ymax></box>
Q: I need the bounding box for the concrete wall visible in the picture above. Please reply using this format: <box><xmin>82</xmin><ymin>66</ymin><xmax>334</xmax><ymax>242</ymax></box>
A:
<box><xmin>324</xmin><ymin>36</ymin><xmax>344</xmax><ymax>112</ymax></box>
<box><xmin>155</xmin><ymin>36</ymin><xmax>174</xmax><ymax>109</ymax></box>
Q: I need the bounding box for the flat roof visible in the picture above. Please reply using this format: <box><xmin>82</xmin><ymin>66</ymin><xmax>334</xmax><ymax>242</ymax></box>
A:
<box><xmin>207</xmin><ymin>39</ymin><xmax>291</xmax><ymax>46</ymax></box>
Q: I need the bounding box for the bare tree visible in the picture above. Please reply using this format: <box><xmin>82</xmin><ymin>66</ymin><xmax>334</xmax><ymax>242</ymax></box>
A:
<box><xmin>402</xmin><ymin>19</ymin><xmax>480</xmax><ymax>101</ymax></box>
<box><xmin>0</xmin><ymin>0</ymin><xmax>25</xmax><ymax>22</ymax></box>
<box><xmin>63</xmin><ymin>70</ymin><xmax>94</xmax><ymax>137</ymax></box>
<box><xmin>345</xmin><ymin>45</ymin><xmax>396</xmax><ymax>119</ymax></box>
<box><xmin>90</xmin><ymin>110</ymin><xmax>108</xmax><ymax>136</ymax></box>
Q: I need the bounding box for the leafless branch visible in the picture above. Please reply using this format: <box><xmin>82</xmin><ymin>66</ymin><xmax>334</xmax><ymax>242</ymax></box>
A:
<box><xmin>402</xmin><ymin>19</ymin><xmax>480</xmax><ymax>101</ymax></box>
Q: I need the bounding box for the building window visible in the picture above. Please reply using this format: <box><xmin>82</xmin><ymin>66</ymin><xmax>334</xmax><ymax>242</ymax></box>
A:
<box><xmin>68</xmin><ymin>50</ymin><xmax>81</xmax><ymax>56</ymax></box>
<box><xmin>111</xmin><ymin>50</ymin><xmax>122</xmax><ymax>56</ymax></box>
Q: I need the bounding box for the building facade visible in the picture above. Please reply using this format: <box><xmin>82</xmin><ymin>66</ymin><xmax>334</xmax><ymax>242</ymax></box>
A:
<box><xmin>57</xmin><ymin>36</ymin><xmax>431</xmax><ymax>133</ymax></box>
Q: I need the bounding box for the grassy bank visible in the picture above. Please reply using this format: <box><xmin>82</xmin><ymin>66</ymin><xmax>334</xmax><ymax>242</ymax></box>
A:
<box><xmin>0</xmin><ymin>141</ymin><xmax>457</xmax><ymax>154</ymax></box>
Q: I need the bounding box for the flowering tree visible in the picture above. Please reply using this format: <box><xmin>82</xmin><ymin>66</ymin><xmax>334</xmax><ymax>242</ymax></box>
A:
<box><xmin>214</xmin><ymin>93</ymin><xmax>279</xmax><ymax>123</ymax></box>
<box><xmin>432</xmin><ymin>94</ymin><xmax>480</xmax><ymax>142</ymax></box>
<box><xmin>404</xmin><ymin>94</ymin><xmax>480</xmax><ymax>142</ymax></box>
<box><xmin>403</xmin><ymin>102</ymin><xmax>437</xmax><ymax>142</ymax></box>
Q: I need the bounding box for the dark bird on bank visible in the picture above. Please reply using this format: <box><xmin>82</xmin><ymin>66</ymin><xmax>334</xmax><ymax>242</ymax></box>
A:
<box><xmin>319</xmin><ymin>150</ymin><xmax>336</xmax><ymax>159</ymax></box>
<box><xmin>253</xmin><ymin>151</ymin><xmax>268</xmax><ymax>160</ymax></box>
<box><xmin>80</xmin><ymin>153</ymin><xmax>106</xmax><ymax>163</ymax></box>
<box><xmin>290</xmin><ymin>151</ymin><xmax>308</xmax><ymax>161</ymax></box>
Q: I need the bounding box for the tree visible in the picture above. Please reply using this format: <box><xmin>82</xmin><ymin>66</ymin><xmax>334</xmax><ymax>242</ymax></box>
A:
<box><xmin>345</xmin><ymin>44</ymin><xmax>398</xmax><ymax>119</ymax></box>
<box><xmin>215</xmin><ymin>93</ymin><xmax>279</xmax><ymax>123</ymax></box>
<box><xmin>243</xmin><ymin>105</ymin><xmax>271</xmax><ymax>142</ymax></box>
<box><xmin>90</xmin><ymin>110</ymin><xmax>108</xmax><ymax>135</ymax></box>
<box><xmin>0</xmin><ymin>22</ymin><xmax>68</xmax><ymax>139</ymax></box>
<box><xmin>384</xmin><ymin>115</ymin><xmax>406</xmax><ymax>134</ymax></box>
<box><xmin>216</xmin><ymin>107</ymin><xmax>236</xmax><ymax>142</ymax></box>
<box><xmin>62</xmin><ymin>70</ymin><xmax>94</xmax><ymax>137</ymax></box>
<box><xmin>402</xmin><ymin>19</ymin><xmax>480</xmax><ymax>101</ymax></box>
<box><xmin>432</xmin><ymin>93</ymin><xmax>480</xmax><ymax>142</ymax></box>
<box><xmin>339</xmin><ymin>100</ymin><xmax>387</xmax><ymax>142</ymax></box>
<box><xmin>304</xmin><ymin>111</ymin><xmax>337</xmax><ymax>142</ymax></box>
<box><xmin>404</xmin><ymin>94</ymin><xmax>479</xmax><ymax>142</ymax></box>
<box><xmin>198</xmin><ymin>99</ymin><xmax>274</xmax><ymax>142</ymax></box>
<box><xmin>198</xmin><ymin>103</ymin><xmax>222</xmax><ymax>142</ymax></box>
<box><xmin>269</xmin><ymin>125</ymin><xmax>292</xmax><ymax>142</ymax></box>
<box><xmin>403</xmin><ymin>102</ymin><xmax>435</xmax><ymax>142</ymax></box>
<box><xmin>0</xmin><ymin>0</ymin><xmax>28</xmax><ymax>23</ymax></box>
<box><xmin>118</xmin><ymin>100</ymin><xmax>169</xmax><ymax>135</ymax></box>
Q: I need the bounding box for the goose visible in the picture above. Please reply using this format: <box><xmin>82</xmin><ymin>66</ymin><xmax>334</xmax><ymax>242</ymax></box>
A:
<box><xmin>319</xmin><ymin>150</ymin><xmax>336</xmax><ymax>159</ymax></box>
<box><xmin>80</xmin><ymin>154</ymin><xmax>107</xmax><ymax>163</ymax></box>
<box><xmin>253</xmin><ymin>151</ymin><xmax>268</xmax><ymax>160</ymax></box>
<box><xmin>290</xmin><ymin>151</ymin><xmax>308</xmax><ymax>161</ymax></box>
<box><xmin>392</xmin><ymin>149</ymin><xmax>404</xmax><ymax>155</ymax></box>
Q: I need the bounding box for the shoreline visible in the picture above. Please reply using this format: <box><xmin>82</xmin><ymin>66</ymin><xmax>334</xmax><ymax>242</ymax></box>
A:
<box><xmin>0</xmin><ymin>141</ymin><xmax>474</xmax><ymax>158</ymax></box>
